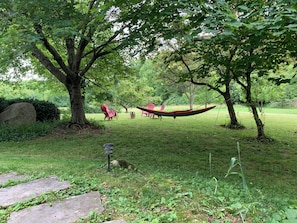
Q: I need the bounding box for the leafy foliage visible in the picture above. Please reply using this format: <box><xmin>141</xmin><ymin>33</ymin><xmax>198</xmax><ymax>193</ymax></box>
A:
<box><xmin>0</xmin><ymin>0</ymin><xmax>162</xmax><ymax>124</ymax></box>
<box><xmin>148</xmin><ymin>0</ymin><xmax>296</xmax><ymax>138</ymax></box>
<box><xmin>0</xmin><ymin>98</ymin><xmax>60</xmax><ymax>122</ymax></box>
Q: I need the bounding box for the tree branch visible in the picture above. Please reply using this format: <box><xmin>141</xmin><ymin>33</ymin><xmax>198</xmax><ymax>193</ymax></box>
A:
<box><xmin>31</xmin><ymin>47</ymin><xmax>67</xmax><ymax>85</ymax></box>
<box><xmin>80</xmin><ymin>31</ymin><xmax>123</xmax><ymax>76</ymax></box>
<box><xmin>83</xmin><ymin>29</ymin><xmax>122</xmax><ymax>58</ymax></box>
<box><xmin>66</xmin><ymin>38</ymin><xmax>75</xmax><ymax>70</ymax></box>
<box><xmin>33</xmin><ymin>23</ymin><xmax>75</xmax><ymax>76</ymax></box>
<box><xmin>190</xmin><ymin>78</ymin><xmax>224</xmax><ymax>95</ymax></box>
<box><xmin>74</xmin><ymin>0</ymin><xmax>98</xmax><ymax>72</ymax></box>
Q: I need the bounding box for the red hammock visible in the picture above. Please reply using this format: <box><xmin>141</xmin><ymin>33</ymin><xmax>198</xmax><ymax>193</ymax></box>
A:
<box><xmin>136</xmin><ymin>106</ymin><xmax>216</xmax><ymax>119</ymax></box>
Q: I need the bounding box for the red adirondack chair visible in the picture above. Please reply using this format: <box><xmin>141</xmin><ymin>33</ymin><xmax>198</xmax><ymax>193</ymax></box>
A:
<box><xmin>100</xmin><ymin>104</ymin><xmax>118</xmax><ymax>120</ymax></box>
<box><xmin>141</xmin><ymin>103</ymin><xmax>155</xmax><ymax>117</ymax></box>
<box><xmin>151</xmin><ymin>104</ymin><xmax>165</xmax><ymax>118</ymax></box>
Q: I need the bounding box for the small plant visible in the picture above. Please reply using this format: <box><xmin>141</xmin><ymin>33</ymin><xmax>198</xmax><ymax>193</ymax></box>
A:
<box><xmin>225</xmin><ymin>142</ymin><xmax>248</xmax><ymax>192</ymax></box>
<box><xmin>271</xmin><ymin>208</ymin><xmax>297</xmax><ymax>223</ymax></box>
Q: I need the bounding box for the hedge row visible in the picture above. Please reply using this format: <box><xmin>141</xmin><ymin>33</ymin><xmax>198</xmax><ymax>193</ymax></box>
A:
<box><xmin>0</xmin><ymin>98</ymin><xmax>60</xmax><ymax>122</ymax></box>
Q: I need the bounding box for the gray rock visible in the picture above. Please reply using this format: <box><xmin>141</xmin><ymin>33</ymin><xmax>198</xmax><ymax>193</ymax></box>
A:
<box><xmin>0</xmin><ymin>176</ymin><xmax>71</xmax><ymax>207</ymax></box>
<box><xmin>0</xmin><ymin>102</ymin><xmax>36</xmax><ymax>126</ymax></box>
<box><xmin>0</xmin><ymin>173</ymin><xmax>125</xmax><ymax>223</ymax></box>
<box><xmin>0</xmin><ymin>172</ymin><xmax>28</xmax><ymax>185</ymax></box>
<box><xmin>8</xmin><ymin>191</ymin><xmax>103</xmax><ymax>223</ymax></box>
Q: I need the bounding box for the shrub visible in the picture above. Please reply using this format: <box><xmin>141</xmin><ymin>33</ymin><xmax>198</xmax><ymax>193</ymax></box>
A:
<box><xmin>0</xmin><ymin>98</ymin><xmax>60</xmax><ymax>122</ymax></box>
<box><xmin>30</xmin><ymin>100</ymin><xmax>60</xmax><ymax>122</ymax></box>
<box><xmin>0</xmin><ymin>98</ymin><xmax>10</xmax><ymax>112</ymax></box>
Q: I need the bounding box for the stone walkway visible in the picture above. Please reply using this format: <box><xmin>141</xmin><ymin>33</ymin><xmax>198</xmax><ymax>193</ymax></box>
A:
<box><xmin>0</xmin><ymin>176</ymin><xmax>71</xmax><ymax>207</ymax></box>
<box><xmin>0</xmin><ymin>172</ymin><xmax>28</xmax><ymax>185</ymax></box>
<box><xmin>0</xmin><ymin>172</ymin><xmax>127</xmax><ymax>223</ymax></box>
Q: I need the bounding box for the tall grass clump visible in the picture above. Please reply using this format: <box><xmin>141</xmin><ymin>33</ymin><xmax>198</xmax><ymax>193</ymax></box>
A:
<box><xmin>225</xmin><ymin>142</ymin><xmax>248</xmax><ymax>192</ymax></box>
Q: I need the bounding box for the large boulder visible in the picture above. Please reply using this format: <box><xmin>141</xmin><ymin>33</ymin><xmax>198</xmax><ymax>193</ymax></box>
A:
<box><xmin>0</xmin><ymin>102</ymin><xmax>36</xmax><ymax>126</ymax></box>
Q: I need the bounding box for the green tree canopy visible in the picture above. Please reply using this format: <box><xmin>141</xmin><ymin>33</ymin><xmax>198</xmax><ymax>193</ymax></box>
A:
<box><xmin>0</xmin><ymin>0</ymin><xmax>160</xmax><ymax>125</ymax></box>
<box><xmin>147</xmin><ymin>0</ymin><xmax>293</xmax><ymax>138</ymax></box>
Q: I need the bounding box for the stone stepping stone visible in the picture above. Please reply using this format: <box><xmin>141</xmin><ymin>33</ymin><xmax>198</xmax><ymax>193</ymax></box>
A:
<box><xmin>8</xmin><ymin>191</ymin><xmax>103</xmax><ymax>223</ymax></box>
<box><xmin>0</xmin><ymin>172</ymin><xmax>28</xmax><ymax>185</ymax></box>
<box><xmin>0</xmin><ymin>176</ymin><xmax>71</xmax><ymax>207</ymax></box>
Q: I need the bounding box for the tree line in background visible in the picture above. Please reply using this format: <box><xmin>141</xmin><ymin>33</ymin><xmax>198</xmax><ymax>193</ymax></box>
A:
<box><xmin>0</xmin><ymin>57</ymin><xmax>296</xmax><ymax>111</ymax></box>
<box><xmin>1</xmin><ymin>0</ymin><xmax>297</xmax><ymax>139</ymax></box>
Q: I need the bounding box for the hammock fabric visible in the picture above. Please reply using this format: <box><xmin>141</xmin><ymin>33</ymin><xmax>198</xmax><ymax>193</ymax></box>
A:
<box><xmin>136</xmin><ymin>106</ymin><xmax>216</xmax><ymax>119</ymax></box>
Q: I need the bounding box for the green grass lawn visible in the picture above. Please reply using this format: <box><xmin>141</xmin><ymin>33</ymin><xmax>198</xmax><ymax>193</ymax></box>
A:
<box><xmin>0</xmin><ymin>105</ymin><xmax>296</xmax><ymax>222</ymax></box>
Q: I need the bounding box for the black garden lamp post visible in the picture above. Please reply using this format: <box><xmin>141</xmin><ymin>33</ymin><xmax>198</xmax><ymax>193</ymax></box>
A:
<box><xmin>104</xmin><ymin>143</ymin><xmax>114</xmax><ymax>172</ymax></box>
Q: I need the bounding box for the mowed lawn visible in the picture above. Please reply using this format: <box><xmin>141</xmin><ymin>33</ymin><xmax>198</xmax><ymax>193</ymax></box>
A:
<box><xmin>0</xmin><ymin>105</ymin><xmax>296</xmax><ymax>222</ymax></box>
<box><xmin>88</xmin><ymin>105</ymin><xmax>297</xmax><ymax>190</ymax></box>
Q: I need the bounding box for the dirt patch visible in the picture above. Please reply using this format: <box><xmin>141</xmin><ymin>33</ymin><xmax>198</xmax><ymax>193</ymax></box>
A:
<box><xmin>47</xmin><ymin>123</ymin><xmax>102</xmax><ymax>138</ymax></box>
<box><xmin>220</xmin><ymin>124</ymin><xmax>245</xmax><ymax>130</ymax></box>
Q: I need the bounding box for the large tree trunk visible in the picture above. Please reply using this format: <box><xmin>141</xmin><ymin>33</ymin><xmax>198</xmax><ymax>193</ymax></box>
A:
<box><xmin>224</xmin><ymin>93</ymin><xmax>240</xmax><ymax>127</ymax></box>
<box><xmin>222</xmin><ymin>85</ymin><xmax>242</xmax><ymax>128</ymax></box>
<box><xmin>250</xmin><ymin>103</ymin><xmax>265</xmax><ymax>139</ymax></box>
<box><xmin>190</xmin><ymin>78</ymin><xmax>242</xmax><ymax>128</ymax></box>
<box><xmin>244</xmin><ymin>73</ymin><xmax>266</xmax><ymax>140</ymax></box>
<box><xmin>31</xmin><ymin>48</ymin><xmax>88</xmax><ymax>126</ymax></box>
<box><xmin>66</xmin><ymin>80</ymin><xmax>87</xmax><ymax>125</ymax></box>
